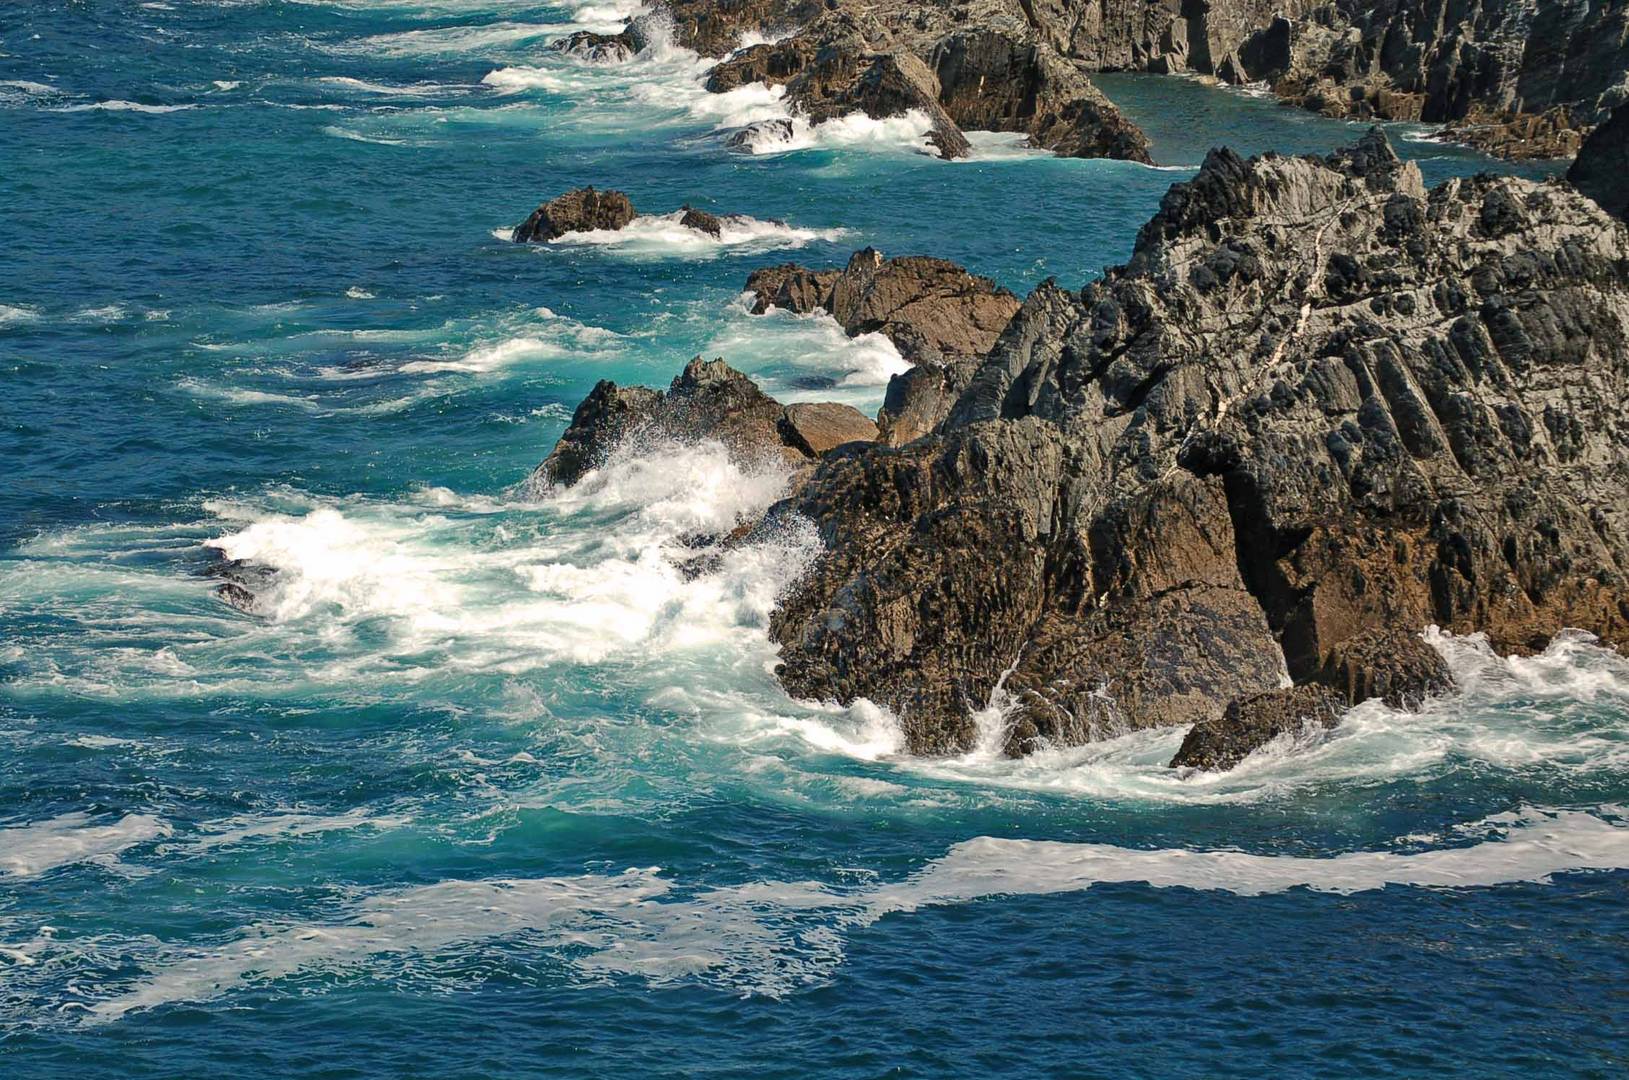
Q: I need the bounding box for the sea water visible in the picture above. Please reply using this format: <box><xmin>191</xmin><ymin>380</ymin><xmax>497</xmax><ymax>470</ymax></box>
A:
<box><xmin>1</xmin><ymin>3</ymin><xmax>1624</xmax><ymax>1076</ymax></box>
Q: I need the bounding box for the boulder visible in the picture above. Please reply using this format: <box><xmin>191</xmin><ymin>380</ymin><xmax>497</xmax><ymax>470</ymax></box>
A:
<box><xmin>779</xmin><ymin>402</ymin><xmax>879</xmax><ymax>456</ymax></box>
<box><xmin>534</xmin><ymin>380</ymin><xmax>662</xmax><ymax>488</ymax></box>
<box><xmin>1318</xmin><ymin>629</ymin><xmax>1454</xmax><ymax>711</ymax></box>
<box><xmin>547</xmin><ymin>30</ymin><xmax>637</xmax><ymax>64</ymax></box>
<box><xmin>1168</xmin><ymin>686</ymin><xmax>1344</xmax><ymax>772</ymax></box>
<box><xmin>679</xmin><ymin>206</ymin><xmax>724</xmax><ymax>237</ymax></box>
<box><xmin>512</xmin><ymin>187</ymin><xmax>636</xmax><ymax>242</ymax></box>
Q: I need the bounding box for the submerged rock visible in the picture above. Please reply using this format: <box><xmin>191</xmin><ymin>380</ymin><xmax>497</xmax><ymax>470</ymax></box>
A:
<box><xmin>678</xmin><ymin>205</ymin><xmax>724</xmax><ymax>238</ymax></box>
<box><xmin>512</xmin><ymin>187</ymin><xmax>636</xmax><ymax>242</ymax></box>
<box><xmin>547</xmin><ymin>29</ymin><xmax>638</xmax><ymax>64</ymax></box>
<box><xmin>1169</xmin><ymin>685</ymin><xmax>1344</xmax><ymax>772</ymax></box>
<box><xmin>764</xmin><ymin>130</ymin><xmax>1629</xmax><ymax>760</ymax></box>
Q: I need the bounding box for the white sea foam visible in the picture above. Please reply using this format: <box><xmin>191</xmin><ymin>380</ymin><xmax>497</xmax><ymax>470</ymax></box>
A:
<box><xmin>60</xmin><ymin>100</ymin><xmax>196</xmax><ymax>114</ymax></box>
<box><xmin>0</xmin><ymin>813</ymin><xmax>171</xmax><ymax>880</ymax></box>
<box><xmin>727</xmin><ymin>108</ymin><xmax>936</xmax><ymax>156</ymax></box>
<box><xmin>0</xmin><ymin>303</ymin><xmax>42</xmax><ymax>327</ymax></box>
<box><xmin>340</xmin><ymin>21</ymin><xmax>582</xmax><ymax>57</ymax></box>
<box><xmin>702</xmin><ymin>300</ymin><xmax>908</xmax><ymax>401</ymax></box>
<box><xmin>316</xmin><ymin>76</ymin><xmax>466</xmax><ymax>97</ymax></box>
<box><xmin>954</xmin><ymin>130</ymin><xmax>1050</xmax><ymax>162</ymax></box>
<box><xmin>539</xmin><ymin>210</ymin><xmax>846</xmax><ymax>258</ymax></box>
<box><xmin>178</xmin><ymin>378</ymin><xmax>324</xmax><ymax>411</ymax></box>
<box><xmin>321</xmin><ymin>124</ymin><xmax>414</xmax><ymax>146</ymax></box>
<box><xmin>82</xmin><ymin>807</ymin><xmax>1629</xmax><ymax>1019</ymax></box>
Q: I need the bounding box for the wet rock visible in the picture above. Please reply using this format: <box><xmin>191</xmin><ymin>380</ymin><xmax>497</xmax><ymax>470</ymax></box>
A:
<box><xmin>768</xmin><ymin>131</ymin><xmax>1629</xmax><ymax>759</ymax></box>
<box><xmin>679</xmin><ymin>205</ymin><xmax>724</xmax><ymax>237</ymax></box>
<box><xmin>547</xmin><ymin>30</ymin><xmax>637</xmax><ymax>64</ymax></box>
<box><xmin>745</xmin><ymin>248</ymin><xmax>1021</xmax><ymax>365</ymax></box>
<box><xmin>511</xmin><ymin>187</ymin><xmax>635</xmax><ymax>242</ymax></box>
<box><xmin>536</xmin><ymin>358</ymin><xmax>883</xmax><ymax>490</ymax></box>
<box><xmin>1318</xmin><ymin>629</ymin><xmax>1454</xmax><ymax>711</ymax></box>
<box><xmin>876</xmin><ymin>359</ymin><xmax>978</xmax><ymax>446</ymax></box>
<box><xmin>779</xmin><ymin>402</ymin><xmax>879</xmax><ymax>456</ymax></box>
<box><xmin>1168</xmin><ymin>686</ymin><xmax>1344</xmax><ymax>772</ymax></box>
<box><xmin>725</xmin><ymin>118</ymin><xmax>796</xmax><ymax>152</ymax></box>
<box><xmin>1570</xmin><ymin>105</ymin><xmax>1629</xmax><ymax>221</ymax></box>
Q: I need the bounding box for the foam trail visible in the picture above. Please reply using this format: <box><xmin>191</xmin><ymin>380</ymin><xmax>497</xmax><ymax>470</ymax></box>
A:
<box><xmin>60</xmin><ymin>100</ymin><xmax>196</xmax><ymax>114</ymax></box>
<box><xmin>729</xmin><ymin>109</ymin><xmax>937</xmax><ymax>156</ymax></box>
<box><xmin>82</xmin><ymin>807</ymin><xmax>1629</xmax><ymax>1019</ymax></box>
<box><xmin>0</xmin><ymin>813</ymin><xmax>172</xmax><ymax>880</ymax></box>
<box><xmin>538</xmin><ymin>211</ymin><xmax>846</xmax><ymax>258</ymax></box>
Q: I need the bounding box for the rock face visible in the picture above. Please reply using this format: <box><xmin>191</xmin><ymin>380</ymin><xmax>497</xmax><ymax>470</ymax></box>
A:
<box><xmin>534</xmin><ymin>358</ymin><xmax>877</xmax><ymax>490</ymax></box>
<box><xmin>764</xmin><ymin>130</ymin><xmax>1629</xmax><ymax>758</ymax></box>
<box><xmin>548</xmin><ymin>30</ymin><xmax>637</xmax><ymax>64</ymax></box>
<box><xmin>745</xmin><ymin>248</ymin><xmax>1022</xmax><ymax>365</ymax></box>
<box><xmin>666</xmin><ymin>0</ymin><xmax>1629</xmax><ymax>160</ymax></box>
<box><xmin>512</xmin><ymin>187</ymin><xmax>636</xmax><ymax>242</ymax></box>
<box><xmin>690</xmin><ymin>4</ymin><xmax>1150</xmax><ymax>161</ymax></box>
<box><xmin>1169</xmin><ymin>685</ymin><xmax>1343</xmax><ymax>772</ymax></box>
<box><xmin>1570</xmin><ymin>106</ymin><xmax>1629</xmax><ymax>221</ymax></box>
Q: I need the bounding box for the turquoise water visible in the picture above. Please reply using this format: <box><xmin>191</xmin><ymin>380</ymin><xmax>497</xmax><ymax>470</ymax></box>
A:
<box><xmin>2</xmin><ymin>3</ymin><xmax>1625</xmax><ymax>1076</ymax></box>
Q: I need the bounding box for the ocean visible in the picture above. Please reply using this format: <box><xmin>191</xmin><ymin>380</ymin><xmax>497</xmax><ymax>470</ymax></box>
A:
<box><xmin>1</xmin><ymin>2</ymin><xmax>1625</xmax><ymax>1076</ymax></box>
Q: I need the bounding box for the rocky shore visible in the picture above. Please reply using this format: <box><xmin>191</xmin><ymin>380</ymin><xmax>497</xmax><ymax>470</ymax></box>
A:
<box><xmin>539</xmin><ymin>130</ymin><xmax>1629</xmax><ymax>770</ymax></box>
<box><xmin>647</xmin><ymin>1</ymin><xmax>1629</xmax><ymax>163</ymax></box>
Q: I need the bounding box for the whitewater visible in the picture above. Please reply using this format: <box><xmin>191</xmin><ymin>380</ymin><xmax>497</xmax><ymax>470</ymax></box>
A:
<box><xmin>1</xmin><ymin>2</ymin><xmax>1623</xmax><ymax>1077</ymax></box>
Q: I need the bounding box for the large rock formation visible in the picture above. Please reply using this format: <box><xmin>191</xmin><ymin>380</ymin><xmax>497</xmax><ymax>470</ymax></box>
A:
<box><xmin>1570</xmin><ymin>105</ymin><xmax>1629</xmax><ymax>221</ymax></box>
<box><xmin>512</xmin><ymin>187</ymin><xmax>636</xmax><ymax>242</ymax></box>
<box><xmin>761</xmin><ymin>130</ymin><xmax>1629</xmax><ymax>757</ymax></box>
<box><xmin>688</xmin><ymin>4</ymin><xmax>1151</xmax><ymax>161</ymax></box>
<box><xmin>662</xmin><ymin>0</ymin><xmax>1629</xmax><ymax>161</ymax></box>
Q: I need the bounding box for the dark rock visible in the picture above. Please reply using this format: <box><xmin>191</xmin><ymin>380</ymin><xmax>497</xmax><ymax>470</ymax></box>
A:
<box><xmin>876</xmin><ymin>359</ymin><xmax>979</xmax><ymax>446</ymax></box>
<box><xmin>745</xmin><ymin>248</ymin><xmax>1022</xmax><ymax>365</ymax></box>
<box><xmin>1169</xmin><ymin>686</ymin><xmax>1344</xmax><ymax>772</ymax></box>
<box><xmin>547</xmin><ymin>30</ymin><xmax>637</xmax><ymax>64</ymax></box>
<box><xmin>536</xmin><ymin>359</ymin><xmax>883</xmax><ymax>491</ymax></box>
<box><xmin>779</xmin><ymin>402</ymin><xmax>879</xmax><ymax>456</ymax></box>
<box><xmin>1570</xmin><ymin>105</ymin><xmax>1629</xmax><ymax>221</ymax></box>
<box><xmin>725</xmin><ymin>118</ymin><xmax>796</xmax><ymax>151</ymax></box>
<box><xmin>512</xmin><ymin>187</ymin><xmax>636</xmax><ymax>242</ymax></box>
<box><xmin>1318</xmin><ymin>629</ymin><xmax>1455</xmax><ymax>710</ymax></box>
<box><xmin>679</xmin><ymin>205</ymin><xmax>724</xmax><ymax>237</ymax></box>
<box><xmin>767</xmin><ymin>132</ymin><xmax>1629</xmax><ymax>759</ymax></box>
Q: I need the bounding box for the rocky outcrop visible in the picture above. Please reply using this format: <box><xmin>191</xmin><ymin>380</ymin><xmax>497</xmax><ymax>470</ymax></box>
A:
<box><xmin>548</xmin><ymin>30</ymin><xmax>637</xmax><ymax>64</ymax></box>
<box><xmin>1318</xmin><ymin>629</ymin><xmax>1454</xmax><ymax>711</ymax></box>
<box><xmin>1570</xmin><ymin>105</ymin><xmax>1629</xmax><ymax>221</ymax></box>
<box><xmin>511</xmin><ymin>189</ymin><xmax>759</xmax><ymax>243</ymax></box>
<box><xmin>534</xmin><ymin>358</ymin><xmax>877</xmax><ymax>490</ymax></box>
<box><xmin>692</xmin><ymin>4</ymin><xmax>1150</xmax><ymax>161</ymax></box>
<box><xmin>763</xmin><ymin>130</ymin><xmax>1629</xmax><ymax>759</ymax></box>
<box><xmin>512</xmin><ymin>187</ymin><xmax>636</xmax><ymax>242</ymax></box>
<box><xmin>1169</xmin><ymin>685</ymin><xmax>1343</xmax><ymax>771</ymax></box>
<box><xmin>745</xmin><ymin>248</ymin><xmax>1022</xmax><ymax>365</ymax></box>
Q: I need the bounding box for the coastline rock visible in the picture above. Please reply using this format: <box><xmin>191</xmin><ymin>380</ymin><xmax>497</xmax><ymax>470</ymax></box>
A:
<box><xmin>765</xmin><ymin>130</ymin><xmax>1629</xmax><ymax>759</ymax></box>
<box><xmin>512</xmin><ymin>187</ymin><xmax>636</xmax><ymax>242</ymax></box>
<box><xmin>535</xmin><ymin>358</ymin><xmax>881</xmax><ymax>491</ymax></box>
<box><xmin>1168</xmin><ymin>685</ymin><xmax>1344</xmax><ymax>772</ymax></box>
<box><xmin>679</xmin><ymin>205</ymin><xmax>724</xmax><ymax>237</ymax></box>
<box><xmin>745</xmin><ymin>248</ymin><xmax>1022</xmax><ymax>365</ymax></box>
<box><xmin>1570</xmin><ymin>106</ymin><xmax>1629</xmax><ymax>221</ymax></box>
<box><xmin>1318</xmin><ymin>629</ymin><xmax>1454</xmax><ymax>711</ymax></box>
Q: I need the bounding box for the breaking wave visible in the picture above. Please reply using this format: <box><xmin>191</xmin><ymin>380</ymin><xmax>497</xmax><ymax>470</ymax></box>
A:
<box><xmin>533</xmin><ymin>210</ymin><xmax>847</xmax><ymax>258</ymax></box>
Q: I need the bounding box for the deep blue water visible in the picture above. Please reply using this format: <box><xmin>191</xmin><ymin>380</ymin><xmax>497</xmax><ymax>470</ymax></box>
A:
<box><xmin>2</xmin><ymin>3</ymin><xmax>1625</xmax><ymax>1077</ymax></box>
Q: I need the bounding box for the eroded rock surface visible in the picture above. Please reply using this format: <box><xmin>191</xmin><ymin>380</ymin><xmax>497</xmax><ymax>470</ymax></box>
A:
<box><xmin>745</xmin><ymin>248</ymin><xmax>1022</xmax><ymax>365</ymax></box>
<box><xmin>512</xmin><ymin>187</ymin><xmax>636</xmax><ymax>242</ymax></box>
<box><xmin>1169</xmin><ymin>685</ymin><xmax>1343</xmax><ymax>772</ymax></box>
<box><xmin>765</xmin><ymin>130</ymin><xmax>1629</xmax><ymax>758</ymax></box>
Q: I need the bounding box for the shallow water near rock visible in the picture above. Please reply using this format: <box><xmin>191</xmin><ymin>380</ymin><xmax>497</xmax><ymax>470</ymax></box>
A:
<box><xmin>0</xmin><ymin>3</ymin><xmax>1623</xmax><ymax>1077</ymax></box>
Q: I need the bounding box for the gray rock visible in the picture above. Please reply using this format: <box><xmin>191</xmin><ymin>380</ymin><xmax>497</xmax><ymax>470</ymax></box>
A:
<box><xmin>767</xmin><ymin>131</ymin><xmax>1629</xmax><ymax>759</ymax></box>
<box><xmin>1570</xmin><ymin>105</ymin><xmax>1629</xmax><ymax>221</ymax></box>
<box><xmin>780</xmin><ymin>402</ymin><xmax>879</xmax><ymax>456</ymax></box>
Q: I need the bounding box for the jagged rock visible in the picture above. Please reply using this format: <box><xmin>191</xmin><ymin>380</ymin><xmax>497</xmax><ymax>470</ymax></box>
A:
<box><xmin>679</xmin><ymin>206</ymin><xmax>724</xmax><ymax>237</ymax></box>
<box><xmin>1571</xmin><ymin>106</ymin><xmax>1629</xmax><ymax>221</ymax></box>
<box><xmin>536</xmin><ymin>359</ymin><xmax>882</xmax><ymax>490</ymax></box>
<box><xmin>696</xmin><ymin>5</ymin><xmax>1148</xmax><ymax>162</ymax></box>
<box><xmin>766</xmin><ymin>131</ymin><xmax>1629</xmax><ymax>759</ymax></box>
<box><xmin>745</xmin><ymin>248</ymin><xmax>1021</xmax><ymax>365</ymax></box>
<box><xmin>1168</xmin><ymin>685</ymin><xmax>1344</xmax><ymax>772</ymax></box>
<box><xmin>547</xmin><ymin>30</ymin><xmax>637</xmax><ymax>64</ymax></box>
<box><xmin>534</xmin><ymin>380</ymin><xmax>662</xmax><ymax>488</ymax></box>
<box><xmin>876</xmin><ymin>359</ymin><xmax>979</xmax><ymax>446</ymax></box>
<box><xmin>725</xmin><ymin>118</ymin><xmax>796</xmax><ymax>151</ymax></box>
<box><xmin>780</xmin><ymin>402</ymin><xmax>879</xmax><ymax>456</ymax></box>
<box><xmin>512</xmin><ymin>187</ymin><xmax>635</xmax><ymax>242</ymax></box>
<box><xmin>1318</xmin><ymin>629</ymin><xmax>1455</xmax><ymax>711</ymax></box>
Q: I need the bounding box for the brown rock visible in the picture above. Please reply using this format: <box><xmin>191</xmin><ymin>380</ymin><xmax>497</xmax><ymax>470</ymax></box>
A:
<box><xmin>1318</xmin><ymin>629</ymin><xmax>1455</xmax><ymax>711</ymax></box>
<box><xmin>779</xmin><ymin>402</ymin><xmax>879</xmax><ymax>456</ymax></box>
<box><xmin>679</xmin><ymin>206</ymin><xmax>724</xmax><ymax>238</ymax></box>
<box><xmin>512</xmin><ymin>187</ymin><xmax>636</xmax><ymax>242</ymax></box>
